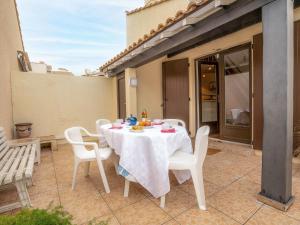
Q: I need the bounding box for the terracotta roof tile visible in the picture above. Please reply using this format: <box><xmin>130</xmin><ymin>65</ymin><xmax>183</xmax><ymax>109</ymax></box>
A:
<box><xmin>100</xmin><ymin>0</ymin><xmax>209</xmax><ymax>71</ymax></box>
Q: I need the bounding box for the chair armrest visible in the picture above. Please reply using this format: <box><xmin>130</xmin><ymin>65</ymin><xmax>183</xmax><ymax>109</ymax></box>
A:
<box><xmin>70</xmin><ymin>141</ymin><xmax>99</xmax><ymax>150</ymax></box>
<box><xmin>85</xmin><ymin>130</ymin><xmax>103</xmax><ymax>138</ymax></box>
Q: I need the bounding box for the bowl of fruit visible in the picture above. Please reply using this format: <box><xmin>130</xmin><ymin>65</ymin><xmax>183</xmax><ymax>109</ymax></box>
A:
<box><xmin>138</xmin><ymin>120</ymin><xmax>152</xmax><ymax>128</ymax></box>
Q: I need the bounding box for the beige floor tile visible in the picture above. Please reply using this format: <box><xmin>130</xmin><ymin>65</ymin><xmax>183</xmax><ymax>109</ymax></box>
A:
<box><xmin>149</xmin><ymin>186</ymin><xmax>196</xmax><ymax>217</ymax></box>
<box><xmin>207</xmin><ymin>178</ymin><xmax>262</xmax><ymax>224</ymax></box>
<box><xmin>162</xmin><ymin>219</ymin><xmax>180</xmax><ymax>225</ymax></box>
<box><xmin>203</xmin><ymin>166</ymin><xmax>243</xmax><ymax>187</ymax></box>
<box><xmin>59</xmin><ymin>182</ymin><xmax>99</xmax><ymax>201</ymax></box>
<box><xmin>60</xmin><ymin>191</ymin><xmax>110</xmax><ymax>225</ymax></box>
<box><xmin>82</xmin><ymin>213</ymin><xmax>120</xmax><ymax>225</ymax></box>
<box><xmin>102</xmin><ymin>186</ymin><xmax>145</xmax><ymax>211</ymax></box>
<box><xmin>244</xmin><ymin>168</ymin><xmax>261</xmax><ymax>185</ymax></box>
<box><xmin>28</xmin><ymin>177</ymin><xmax>57</xmax><ymax>195</ymax></box>
<box><xmin>114</xmin><ymin>198</ymin><xmax>171</xmax><ymax>225</ymax></box>
<box><xmin>31</xmin><ymin>190</ymin><xmax>60</xmax><ymax>209</ymax></box>
<box><xmin>174</xmin><ymin>206</ymin><xmax>240</xmax><ymax>225</ymax></box>
<box><xmin>246</xmin><ymin>205</ymin><xmax>300</xmax><ymax>225</ymax></box>
<box><xmin>293</xmin><ymin>176</ymin><xmax>300</xmax><ymax>194</ymax></box>
<box><xmin>179</xmin><ymin>179</ymin><xmax>220</xmax><ymax>198</ymax></box>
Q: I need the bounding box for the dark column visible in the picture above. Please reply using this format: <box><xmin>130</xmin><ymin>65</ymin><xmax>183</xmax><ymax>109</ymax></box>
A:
<box><xmin>259</xmin><ymin>0</ymin><xmax>294</xmax><ymax>211</ymax></box>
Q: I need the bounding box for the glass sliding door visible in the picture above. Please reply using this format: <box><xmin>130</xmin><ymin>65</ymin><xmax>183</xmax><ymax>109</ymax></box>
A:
<box><xmin>220</xmin><ymin>45</ymin><xmax>252</xmax><ymax>143</ymax></box>
<box><xmin>199</xmin><ymin>63</ymin><xmax>219</xmax><ymax>135</ymax></box>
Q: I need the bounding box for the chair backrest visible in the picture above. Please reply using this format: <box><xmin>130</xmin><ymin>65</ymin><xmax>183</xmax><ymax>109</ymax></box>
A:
<box><xmin>163</xmin><ymin>119</ymin><xmax>186</xmax><ymax>128</ymax></box>
<box><xmin>64</xmin><ymin>127</ymin><xmax>89</xmax><ymax>157</ymax></box>
<box><xmin>96</xmin><ymin>119</ymin><xmax>110</xmax><ymax>147</ymax></box>
<box><xmin>96</xmin><ymin>119</ymin><xmax>111</xmax><ymax>134</ymax></box>
<box><xmin>194</xmin><ymin>126</ymin><xmax>210</xmax><ymax>166</ymax></box>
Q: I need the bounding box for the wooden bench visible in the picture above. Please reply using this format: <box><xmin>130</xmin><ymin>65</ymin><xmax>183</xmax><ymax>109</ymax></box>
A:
<box><xmin>0</xmin><ymin>127</ymin><xmax>37</xmax><ymax>213</ymax></box>
<box><xmin>40</xmin><ymin>135</ymin><xmax>57</xmax><ymax>151</ymax></box>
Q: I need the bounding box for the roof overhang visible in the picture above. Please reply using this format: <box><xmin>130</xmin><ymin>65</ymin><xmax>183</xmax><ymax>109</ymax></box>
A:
<box><xmin>102</xmin><ymin>0</ymin><xmax>276</xmax><ymax>77</ymax></box>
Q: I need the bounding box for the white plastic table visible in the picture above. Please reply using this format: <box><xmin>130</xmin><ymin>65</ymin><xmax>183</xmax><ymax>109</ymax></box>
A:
<box><xmin>101</xmin><ymin>124</ymin><xmax>193</xmax><ymax>198</ymax></box>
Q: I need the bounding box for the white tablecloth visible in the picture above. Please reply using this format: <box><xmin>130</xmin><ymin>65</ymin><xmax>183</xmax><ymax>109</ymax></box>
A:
<box><xmin>101</xmin><ymin>124</ymin><xmax>193</xmax><ymax>198</ymax></box>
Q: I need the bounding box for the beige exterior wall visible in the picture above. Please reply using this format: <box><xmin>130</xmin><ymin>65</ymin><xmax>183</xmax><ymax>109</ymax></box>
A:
<box><xmin>12</xmin><ymin>72</ymin><xmax>117</xmax><ymax>138</ymax></box>
<box><xmin>0</xmin><ymin>0</ymin><xmax>24</xmax><ymax>138</ymax></box>
<box><xmin>126</xmin><ymin>0</ymin><xmax>189</xmax><ymax>45</ymax></box>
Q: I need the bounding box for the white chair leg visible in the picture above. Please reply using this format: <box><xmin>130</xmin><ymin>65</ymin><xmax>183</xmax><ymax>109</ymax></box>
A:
<box><xmin>160</xmin><ymin>195</ymin><xmax>166</xmax><ymax>208</ymax></box>
<box><xmin>96</xmin><ymin>157</ymin><xmax>110</xmax><ymax>193</ymax></box>
<box><xmin>72</xmin><ymin>158</ymin><xmax>80</xmax><ymax>190</ymax></box>
<box><xmin>191</xmin><ymin>168</ymin><xmax>206</xmax><ymax>210</ymax></box>
<box><xmin>124</xmin><ymin>179</ymin><xmax>130</xmax><ymax>197</ymax></box>
<box><xmin>84</xmin><ymin>161</ymin><xmax>90</xmax><ymax>177</ymax></box>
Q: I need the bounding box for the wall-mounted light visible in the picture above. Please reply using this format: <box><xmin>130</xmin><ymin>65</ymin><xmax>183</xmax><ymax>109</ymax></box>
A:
<box><xmin>129</xmin><ymin>77</ymin><xmax>138</xmax><ymax>87</ymax></box>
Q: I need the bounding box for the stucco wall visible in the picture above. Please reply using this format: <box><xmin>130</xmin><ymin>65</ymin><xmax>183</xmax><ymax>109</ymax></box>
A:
<box><xmin>0</xmin><ymin>0</ymin><xmax>24</xmax><ymax>138</ymax></box>
<box><xmin>126</xmin><ymin>0</ymin><xmax>188</xmax><ymax>45</ymax></box>
<box><xmin>12</xmin><ymin>72</ymin><xmax>117</xmax><ymax>138</ymax></box>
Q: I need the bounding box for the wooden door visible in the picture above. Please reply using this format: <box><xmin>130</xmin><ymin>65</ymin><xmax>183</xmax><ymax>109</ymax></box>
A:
<box><xmin>219</xmin><ymin>45</ymin><xmax>252</xmax><ymax>144</ymax></box>
<box><xmin>253</xmin><ymin>33</ymin><xmax>264</xmax><ymax>149</ymax></box>
<box><xmin>117</xmin><ymin>74</ymin><xmax>126</xmax><ymax>119</ymax></box>
<box><xmin>162</xmin><ymin>58</ymin><xmax>189</xmax><ymax>131</ymax></box>
<box><xmin>294</xmin><ymin>21</ymin><xmax>300</xmax><ymax>154</ymax></box>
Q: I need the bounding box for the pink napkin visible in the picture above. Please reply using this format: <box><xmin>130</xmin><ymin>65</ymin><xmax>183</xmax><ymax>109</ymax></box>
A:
<box><xmin>161</xmin><ymin>128</ymin><xmax>176</xmax><ymax>133</ymax></box>
<box><xmin>109</xmin><ymin>126</ymin><xmax>123</xmax><ymax>129</ymax></box>
<box><xmin>152</xmin><ymin>122</ymin><xmax>164</xmax><ymax>126</ymax></box>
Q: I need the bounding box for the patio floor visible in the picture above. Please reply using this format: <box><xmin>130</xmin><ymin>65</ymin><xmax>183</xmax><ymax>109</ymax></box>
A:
<box><xmin>1</xmin><ymin>141</ymin><xmax>300</xmax><ymax>225</ymax></box>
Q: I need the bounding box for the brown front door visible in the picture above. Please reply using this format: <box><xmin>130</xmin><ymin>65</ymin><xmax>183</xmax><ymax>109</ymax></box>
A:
<box><xmin>294</xmin><ymin>21</ymin><xmax>300</xmax><ymax>154</ymax></box>
<box><xmin>219</xmin><ymin>45</ymin><xmax>252</xmax><ymax>144</ymax></box>
<box><xmin>162</xmin><ymin>58</ymin><xmax>189</xmax><ymax>131</ymax></box>
<box><xmin>117</xmin><ymin>74</ymin><xmax>126</xmax><ymax>119</ymax></box>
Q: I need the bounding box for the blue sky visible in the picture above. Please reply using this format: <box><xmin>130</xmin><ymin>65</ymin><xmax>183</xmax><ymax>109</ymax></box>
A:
<box><xmin>16</xmin><ymin>0</ymin><xmax>144</xmax><ymax>75</ymax></box>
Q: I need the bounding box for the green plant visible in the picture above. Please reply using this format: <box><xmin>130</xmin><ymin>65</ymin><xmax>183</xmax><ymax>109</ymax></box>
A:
<box><xmin>0</xmin><ymin>204</ymin><xmax>108</xmax><ymax>225</ymax></box>
<box><xmin>0</xmin><ymin>205</ymin><xmax>72</xmax><ymax>225</ymax></box>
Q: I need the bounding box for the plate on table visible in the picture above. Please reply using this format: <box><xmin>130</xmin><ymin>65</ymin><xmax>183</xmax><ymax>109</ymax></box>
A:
<box><xmin>130</xmin><ymin>129</ymin><xmax>144</xmax><ymax>133</ymax></box>
<box><xmin>143</xmin><ymin>126</ymin><xmax>153</xmax><ymax>129</ymax></box>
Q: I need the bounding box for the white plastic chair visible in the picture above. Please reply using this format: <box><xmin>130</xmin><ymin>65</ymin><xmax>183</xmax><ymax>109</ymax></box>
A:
<box><xmin>162</xmin><ymin>119</ymin><xmax>186</xmax><ymax>128</ymax></box>
<box><xmin>123</xmin><ymin>126</ymin><xmax>209</xmax><ymax>210</ymax></box>
<box><xmin>96</xmin><ymin>119</ymin><xmax>111</xmax><ymax>147</ymax></box>
<box><xmin>96</xmin><ymin>119</ymin><xmax>119</xmax><ymax>175</ymax></box>
<box><xmin>64</xmin><ymin>127</ymin><xmax>112</xmax><ymax>193</ymax></box>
